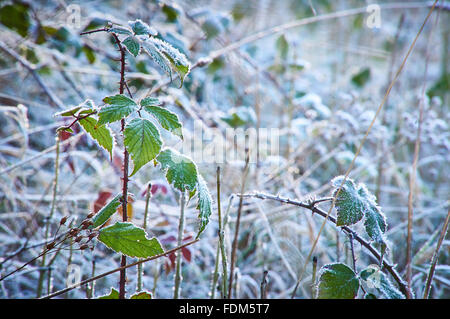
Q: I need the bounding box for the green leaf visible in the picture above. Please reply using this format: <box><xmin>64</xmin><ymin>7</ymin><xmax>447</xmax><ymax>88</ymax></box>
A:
<box><xmin>0</xmin><ymin>3</ymin><xmax>30</xmax><ymax>37</ymax></box>
<box><xmin>317</xmin><ymin>263</ymin><xmax>359</xmax><ymax>299</ymax></box>
<box><xmin>142</xmin><ymin>105</ymin><xmax>183</xmax><ymax>139</ymax></box>
<box><xmin>124</xmin><ymin>118</ymin><xmax>162</xmax><ymax>176</ymax></box>
<box><xmin>56</xmin><ymin>127</ymin><xmax>73</xmax><ymax>134</ymax></box>
<box><xmin>144</xmin><ymin>38</ymin><xmax>190</xmax><ymax>86</ymax></box>
<box><xmin>98</xmin><ymin>94</ymin><xmax>138</xmax><ymax>126</ymax></box>
<box><xmin>195</xmin><ymin>174</ymin><xmax>212</xmax><ymax>238</ymax></box>
<box><xmin>122</xmin><ymin>36</ymin><xmax>140</xmax><ymax>57</ymax></box>
<box><xmin>141</xmin><ymin>40</ymin><xmax>172</xmax><ymax>79</ymax></box>
<box><xmin>98</xmin><ymin>222</ymin><xmax>164</xmax><ymax>258</ymax></box>
<box><xmin>107</xmin><ymin>26</ymin><xmax>132</xmax><ymax>35</ymax></box>
<box><xmin>130</xmin><ymin>291</ymin><xmax>152</xmax><ymax>299</ymax></box>
<box><xmin>276</xmin><ymin>34</ymin><xmax>289</xmax><ymax>59</ymax></box>
<box><xmin>98</xmin><ymin>288</ymin><xmax>119</xmax><ymax>299</ymax></box>
<box><xmin>331</xmin><ymin>176</ymin><xmax>388</xmax><ymax>249</ymax></box>
<box><xmin>360</xmin><ymin>265</ymin><xmax>405</xmax><ymax>299</ymax></box>
<box><xmin>139</xmin><ymin>97</ymin><xmax>161</xmax><ymax>107</ymax></box>
<box><xmin>364</xmin><ymin>204</ymin><xmax>387</xmax><ymax>244</ymax></box>
<box><xmin>161</xmin><ymin>3</ymin><xmax>181</xmax><ymax>23</ymax></box>
<box><xmin>331</xmin><ymin>177</ymin><xmax>364</xmax><ymax>226</ymax></box>
<box><xmin>128</xmin><ymin>19</ymin><xmax>157</xmax><ymax>36</ymax></box>
<box><xmin>90</xmin><ymin>193</ymin><xmax>122</xmax><ymax>228</ymax></box>
<box><xmin>55</xmin><ymin>106</ymin><xmax>82</xmax><ymax>117</ymax></box>
<box><xmin>79</xmin><ymin>116</ymin><xmax>114</xmax><ymax>160</ymax></box>
<box><xmin>351</xmin><ymin>67</ymin><xmax>371</xmax><ymax>87</ymax></box>
<box><xmin>221</xmin><ymin>107</ymin><xmax>256</xmax><ymax>128</ymax></box>
<box><xmin>156</xmin><ymin>148</ymin><xmax>198</xmax><ymax>191</ymax></box>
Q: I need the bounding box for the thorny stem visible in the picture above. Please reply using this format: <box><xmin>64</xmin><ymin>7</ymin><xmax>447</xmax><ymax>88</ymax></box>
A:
<box><xmin>239</xmin><ymin>192</ymin><xmax>411</xmax><ymax>297</ymax></box>
<box><xmin>40</xmin><ymin>239</ymin><xmax>199</xmax><ymax>299</ymax></box>
<box><xmin>113</xmin><ymin>31</ymin><xmax>130</xmax><ymax>300</ymax></box>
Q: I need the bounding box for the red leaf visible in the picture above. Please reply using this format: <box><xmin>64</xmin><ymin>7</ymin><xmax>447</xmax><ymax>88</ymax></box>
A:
<box><xmin>182</xmin><ymin>247</ymin><xmax>191</xmax><ymax>263</ymax></box>
<box><xmin>93</xmin><ymin>190</ymin><xmax>113</xmax><ymax>213</ymax></box>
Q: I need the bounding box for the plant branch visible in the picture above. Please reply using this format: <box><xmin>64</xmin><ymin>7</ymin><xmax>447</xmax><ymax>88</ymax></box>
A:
<box><xmin>238</xmin><ymin>192</ymin><xmax>410</xmax><ymax>297</ymax></box>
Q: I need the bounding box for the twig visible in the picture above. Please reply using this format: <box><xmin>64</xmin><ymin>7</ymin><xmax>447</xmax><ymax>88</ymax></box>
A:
<box><xmin>260</xmin><ymin>270</ymin><xmax>269</xmax><ymax>298</ymax></box>
<box><xmin>40</xmin><ymin>239</ymin><xmax>199</xmax><ymax>299</ymax></box>
<box><xmin>228</xmin><ymin>149</ymin><xmax>250</xmax><ymax>298</ymax></box>
<box><xmin>423</xmin><ymin>211</ymin><xmax>450</xmax><ymax>298</ymax></box>
<box><xmin>79</xmin><ymin>28</ymin><xmax>107</xmax><ymax>36</ymax></box>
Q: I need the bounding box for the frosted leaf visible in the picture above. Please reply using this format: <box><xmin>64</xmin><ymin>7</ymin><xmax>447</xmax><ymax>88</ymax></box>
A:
<box><xmin>317</xmin><ymin>263</ymin><xmax>359</xmax><ymax>299</ymax></box>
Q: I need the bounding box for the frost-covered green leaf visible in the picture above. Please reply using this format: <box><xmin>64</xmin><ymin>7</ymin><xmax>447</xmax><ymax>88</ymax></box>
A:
<box><xmin>351</xmin><ymin>67</ymin><xmax>371</xmax><ymax>87</ymax></box>
<box><xmin>276</xmin><ymin>34</ymin><xmax>289</xmax><ymax>59</ymax></box>
<box><xmin>360</xmin><ymin>265</ymin><xmax>405</xmax><ymax>299</ymax></box>
<box><xmin>140</xmin><ymin>97</ymin><xmax>162</xmax><ymax>107</ymax></box>
<box><xmin>331</xmin><ymin>176</ymin><xmax>388</xmax><ymax>249</ymax></box>
<box><xmin>143</xmin><ymin>38</ymin><xmax>190</xmax><ymax>86</ymax></box>
<box><xmin>54</xmin><ymin>99</ymin><xmax>95</xmax><ymax>117</ymax></box>
<box><xmin>130</xmin><ymin>291</ymin><xmax>152</xmax><ymax>299</ymax></box>
<box><xmin>55</xmin><ymin>106</ymin><xmax>82</xmax><ymax>117</ymax></box>
<box><xmin>122</xmin><ymin>35</ymin><xmax>140</xmax><ymax>57</ymax></box>
<box><xmin>78</xmin><ymin>116</ymin><xmax>114</xmax><ymax>160</ymax></box>
<box><xmin>128</xmin><ymin>19</ymin><xmax>157</xmax><ymax>36</ymax></box>
<box><xmin>124</xmin><ymin>118</ymin><xmax>162</xmax><ymax>176</ymax></box>
<box><xmin>221</xmin><ymin>106</ymin><xmax>256</xmax><ymax>128</ymax></box>
<box><xmin>317</xmin><ymin>263</ymin><xmax>359</xmax><ymax>299</ymax></box>
<box><xmin>107</xmin><ymin>26</ymin><xmax>132</xmax><ymax>35</ymax></box>
<box><xmin>331</xmin><ymin>177</ymin><xmax>364</xmax><ymax>226</ymax></box>
<box><xmin>141</xmin><ymin>40</ymin><xmax>172</xmax><ymax>79</ymax></box>
<box><xmin>98</xmin><ymin>288</ymin><xmax>119</xmax><ymax>299</ymax></box>
<box><xmin>98</xmin><ymin>222</ymin><xmax>164</xmax><ymax>258</ymax></box>
<box><xmin>156</xmin><ymin>148</ymin><xmax>198</xmax><ymax>191</ymax></box>
<box><xmin>97</xmin><ymin>94</ymin><xmax>138</xmax><ymax>126</ymax></box>
<box><xmin>364</xmin><ymin>204</ymin><xmax>387</xmax><ymax>244</ymax></box>
<box><xmin>90</xmin><ymin>193</ymin><xmax>122</xmax><ymax>228</ymax></box>
<box><xmin>142</xmin><ymin>105</ymin><xmax>183</xmax><ymax>139</ymax></box>
<box><xmin>195</xmin><ymin>174</ymin><xmax>213</xmax><ymax>238</ymax></box>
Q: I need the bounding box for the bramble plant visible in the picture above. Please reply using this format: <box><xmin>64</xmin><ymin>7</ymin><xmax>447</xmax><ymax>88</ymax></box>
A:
<box><xmin>0</xmin><ymin>0</ymin><xmax>447</xmax><ymax>302</ymax></box>
<box><xmin>53</xmin><ymin>19</ymin><xmax>212</xmax><ymax>299</ymax></box>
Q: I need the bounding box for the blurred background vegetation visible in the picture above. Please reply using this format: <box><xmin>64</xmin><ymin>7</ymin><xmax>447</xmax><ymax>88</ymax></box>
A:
<box><xmin>0</xmin><ymin>0</ymin><xmax>448</xmax><ymax>298</ymax></box>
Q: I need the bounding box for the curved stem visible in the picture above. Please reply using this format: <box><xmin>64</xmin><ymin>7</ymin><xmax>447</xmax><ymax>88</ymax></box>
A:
<box><xmin>111</xmin><ymin>32</ymin><xmax>129</xmax><ymax>300</ymax></box>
